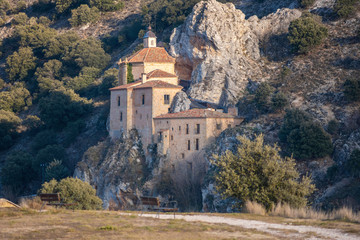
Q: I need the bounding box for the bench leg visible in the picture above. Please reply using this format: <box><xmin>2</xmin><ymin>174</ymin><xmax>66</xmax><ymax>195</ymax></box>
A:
<box><xmin>40</xmin><ymin>202</ymin><xmax>46</xmax><ymax>211</ymax></box>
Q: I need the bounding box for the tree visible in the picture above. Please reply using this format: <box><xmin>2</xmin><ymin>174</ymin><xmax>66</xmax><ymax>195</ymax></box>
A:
<box><xmin>0</xmin><ymin>151</ymin><xmax>36</xmax><ymax>194</ymax></box>
<box><xmin>279</xmin><ymin>109</ymin><xmax>333</xmax><ymax>160</ymax></box>
<box><xmin>0</xmin><ymin>82</ymin><xmax>32</xmax><ymax>112</ymax></box>
<box><xmin>31</xmin><ymin>129</ymin><xmax>58</xmax><ymax>151</ymax></box>
<box><xmin>36</xmin><ymin>60</ymin><xmax>64</xmax><ymax>93</ymax></box>
<box><xmin>39</xmin><ymin>177</ymin><xmax>103</xmax><ymax>210</ymax></box>
<box><xmin>39</xmin><ymin>88</ymin><xmax>92</xmax><ymax>128</ymax></box>
<box><xmin>0</xmin><ymin>110</ymin><xmax>21</xmax><ymax>150</ymax></box>
<box><xmin>44</xmin><ymin>31</ymin><xmax>80</xmax><ymax>58</ymax></box>
<box><xmin>0</xmin><ymin>0</ymin><xmax>11</xmax><ymax>17</ymax></box>
<box><xmin>212</xmin><ymin>135</ymin><xmax>315</xmax><ymax>211</ymax></box>
<box><xmin>347</xmin><ymin>149</ymin><xmax>360</xmax><ymax>177</ymax></box>
<box><xmin>89</xmin><ymin>0</ymin><xmax>124</xmax><ymax>12</ymax></box>
<box><xmin>45</xmin><ymin>160</ymin><xmax>70</xmax><ymax>181</ymax></box>
<box><xmin>271</xmin><ymin>92</ymin><xmax>289</xmax><ymax>112</ymax></box>
<box><xmin>69</xmin><ymin>5</ymin><xmax>100</xmax><ymax>27</ymax></box>
<box><xmin>62</xmin><ymin>37</ymin><xmax>110</xmax><ymax>73</ymax></box>
<box><xmin>6</xmin><ymin>47</ymin><xmax>37</xmax><ymax>81</ymax></box>
<box><xmin>288</xmin><ymin>13</ymin><xmax>328</xmax><ymax>54</ymax></box>
<box><xmin>33</xmin><ymin>144</ymin><xmax>66</xmax><ymax>174</ymax></box>
<box><xmin>334</xmin><ymin>0</ymin><xmax>359</xmax><ymax>18</ymax></box>
<box><xmin>254</xmin><ymin>82</ymin><xmax>273</xmax><ymax>111</ymax></box>
<box><xmin>63</xmin><ymin>67</ymin><xmax>100</xmax><ymax>91</ymax></box>
<box><xmin>299</xmin><ymin>0</ymin><xmax>315</xmax><ymax>8</ymax></box>
<box><xmin>344</xmin><ymin>78</ymin><xmax>360</xmax><ymax>102</ymax></box>
<box><xmin>11</xmin><ymin>12</ymin><xmax>29</xmax><ymax>25</ymax></box>
<box><xmin>100</xmin><ymin>68</ymin><xmax>118</xmax><ymax>95</ymax></box>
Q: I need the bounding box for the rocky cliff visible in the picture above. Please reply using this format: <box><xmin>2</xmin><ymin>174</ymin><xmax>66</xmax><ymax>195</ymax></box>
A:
<box><xmin>170</xmin><ymin>0</ymin><xmax>301</xmax><ymax>107</ymax></box>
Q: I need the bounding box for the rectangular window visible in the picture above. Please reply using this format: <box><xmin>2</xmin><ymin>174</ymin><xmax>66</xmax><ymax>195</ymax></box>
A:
<box><xmin>196</xmin><ymin>138</ymin><xmax>199</xmax><ymax>150</ymax></box>
<box><xmin>181</xmin><ymin>153</ymin><xmax>185</xmax><ymax>159</ymax></box>
<box><xmin>179</xmin><ymin>126</ymin><xmax>181</xmax><ymax>131</ymax></box>
<box><xmin>171</xmin><ymin>135</ymin><xmax>173</xmax><ymax>141</ymax></box>
<box><xmin>216</xmin><ymin>123</ymin><xmax>221</xmax><ymax>130</ymax></box>
<box><xmin>196</xmin><ymin>124</ymin><xmax>200</xmax><ymax>134</ymax></box>
<box><xmin>164</xmin><ymin>95</ymin><xmax>170</xmax><ymax>104</ymax></box>
<box><xmin>117</xmin><ymin>96</ymin><xmax>121</xmax><ymax>106</ymax></box>
<box><xmin>142</xmin><ymin>94</ymin><xmax>145</xmax><ymax>105</ymax></box>
<box><xmin>187</xmin><ymin>140</ymin><xmax>191</xmax><ymax>150</ymax></box>
<box><xmin>186</xmin><ymin>124</ymin><xmax>189</xmax><ymax>134</ymax></box>
<box><xmin>228</xmin><ymin>124</ymin><xmax>231</xmax><ymax>128</ymax></box>
<box><xmin>120</xmin><ymin>112</ymin><xmax>123</xmax><ymax>122</ymax></box>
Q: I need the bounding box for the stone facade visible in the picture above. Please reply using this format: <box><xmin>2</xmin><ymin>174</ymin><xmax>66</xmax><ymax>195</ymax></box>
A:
<box><xmin>110</xmin><ymin>28</ymin><xmax>243</xmax><ymax>164</ymax></box>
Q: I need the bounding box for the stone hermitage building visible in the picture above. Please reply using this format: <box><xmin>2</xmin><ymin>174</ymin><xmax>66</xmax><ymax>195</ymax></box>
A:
<box><xmin>109</xmin><ymin>27</ymin><xmax>243</xmax><ymax>164</ymax></box>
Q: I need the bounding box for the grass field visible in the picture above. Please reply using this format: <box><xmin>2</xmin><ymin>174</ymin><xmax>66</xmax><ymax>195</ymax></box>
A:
<box><xmin>0</xmin><ymin>208</ymin><xmax>359</xmax><ymax>240</ymax></box>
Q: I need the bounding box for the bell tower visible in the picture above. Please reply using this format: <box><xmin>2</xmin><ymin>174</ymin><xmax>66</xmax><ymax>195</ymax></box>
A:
<box><xmin>143</xmin><ymin>26</ymin><xmax>157</xmax><ymax>48</ymax></box>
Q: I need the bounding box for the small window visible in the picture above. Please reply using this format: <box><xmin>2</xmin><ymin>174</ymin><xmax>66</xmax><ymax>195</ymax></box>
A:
<box><xmin>136</xmin><ymin>110</ymin><xmax>138</xmax><ymax>114</ymax></box>
<box><xmin>186</xmin><ymin>124</ymin><xmax>189</xmax><ymax>134</ymax></box>
<box><xmin>117</xmin><ymin>96</ymin><xmax>121</xmax><ymax>106</ymax></box>
<box><xmin>171</xmin><ymin>135</ymin><xmax>173</xmax><ymax>141</ymax></box>
<box><xmin>142</xmin><ymin>94</ymin><xmax>145</xmax><ymax>105</ymax></box>
<box><xmin>196</xmin><ymin>124</ymin><xmax>200</xmax><ymax>134</ymax></box>
<box><xmin>164</xmin><ymin>95</ymin><xmax>170</xmax><ymax>104</ymax></box>
<box><xmin>120</xmin><ymin>112</ymin><xmax>123</xmax><ymax>122</ymax></box>
<box><xmin>228</xmin><ymin>124</ymin><xmax>231</xmax><ymax>128</ymax></box>
<box><xmin>151</xmin><ymin>40</ymin><xmax>155</xmax><ymax>46</ymax></box>
<box><xmin>168</xmin><ymin>108</ymin><xmax>171</xmax><ymax>113</ymax></box>
<box><xmin>179</xmin><ymin>126</ymin><xmax>181</xmax><ymax>131</ymax></box>
<box><xmin>216</xmin><ymin>123</ymin><xmax>221</xmax><ymax>130</ymax></box>
<box><xmin>187</xmin><ymin>140</ymin><xmax>191</xmax><ymax>150</ymax></box>
<box><xmin>196</xmin><ymin>138</ymin><xmax>199</xmax><ymax>150</ymax></box>
<box><xmin>181</xmin><ymin>153</ymin><xmax>185</xmax><ymax>159</ymax></box>
<box><xmin>140</xmin><ymin>114</ymin><xmax>142</xmax><ymax>120</ymax></box>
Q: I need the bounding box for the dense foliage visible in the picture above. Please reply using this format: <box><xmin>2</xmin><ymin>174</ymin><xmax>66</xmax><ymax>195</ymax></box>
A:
<box><xmin>334</xmin><ymin>0</ymin><xmax>359</xmax><ymax>18</ymax></box>
<box><xmin>212</xmin><ymin>135</ymin><xmax>315</xmax><ymax>211</ymax></box>
<box><xmin>347</xmin><ymin>149</ymin><xmax>360</xmax><ymax>177</ymax></box>
<box><xmin>0</xmin><ymin>110</ymin><xmax>21</xmax><ymax>150</ymax></box>
<box><xmin>299</xmin><ymin>0</ymin><xmax>315</xmax><ymax>8</ymax></box>
<box><xmin>344</xmin><ymin>78</ymin><xmax>360</xmax><ymax>102</ymax></box>
<box><xmin>39</xmin><ymin>178</ymin><xmax>103</xmax><ymax>210</ymax></box>
<box><xmin>69</xmin><ymin>4</ymin><xmax>100</xmax><ymax>27</ymax></box>
<box><xmin>288</xmin><ymin>13</ymin><xmax>328</xmax><ymax>54</ymax></box>
<box><xmin>279</xmin><ymin>109</ymin><xmax>333</xmax><ymax>159</ymax></box>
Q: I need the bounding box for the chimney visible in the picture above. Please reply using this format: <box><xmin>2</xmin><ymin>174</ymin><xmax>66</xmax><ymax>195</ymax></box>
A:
<box><xmin>142</xmin><ymin>73</ymin><xmax>147</xmax><ymax>83</ymax></box>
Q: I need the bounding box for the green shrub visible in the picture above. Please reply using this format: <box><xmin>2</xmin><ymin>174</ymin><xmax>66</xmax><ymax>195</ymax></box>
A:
<box><xmin>271</xmin><ymin>92</ymin><xmax>288</xmax><ymax>112</ymax></box>
<box><xmin>55</xmin><ymin>0</ymin><xmax>81</xmax><ymax>14</ymax></box>
<box><xmin>0</xmin><ymin>78</ymin><xmax>5</xmax><ymax>89</ymax></box>
<box><xmin>280</xmin><ymin>109</ymin><xmax>333</xmax><ymax>160</ymax></box>
<box><xmin>280</xmin><ymin>66</ymin><xmax>291</xmax><ymax>80</ymax></box>
<box><xmin>0</xmin><ymin>151</ymin><xmax>36</xmax><ymax>193</ymax></box>
<box><xmin>11</xmin><ymin>12</ymin><xmax>28</xmax><ymax>25</ymax></box>
<box><xmin>254</xmin><ymin>82</ymin><xmax>273</xmax><ymax>111</ymax></box>
<box><xmin>31</xmin><ymin>130</ymin><xmax>58</xmax><ymax>151</ymax></box>
<box><xmin>99</xmin><ymin>68</ymin><xmax>118</xmax><ymax>95</ymax></box>
<box><xmin>23</xmin><ymin>115</ymin><xmax>43</xmax><ymax>132</ymax></box>
<box><xmin>45</xmin><ymin>160</ymin><xmax>70</xmax><ymax>182</ymax></box>
<box><xmin>6</xmin><ymin>47</ymin><xmax>37</xmax><ymax>82</ymax></box>
<box><xmin>347</xmin><ymin>149</ymin><xmax>360</xmax><ymax>177</ymax></box>
<box><xmin>288</xmin><ymin>13</ymin><xmax>328</xmax><ymax>54</ymax></box>
<box><xmin>344</xmin><ymin>78</ymin><xmax>360</xmax><ymax>102</ymax></box>
<box><xmin>38</xmin><ymin>16</ymin><xmax>51</xmax><ymax>26</ymax></box>
<box><xmin>212</xmin><ymin>135</ymin><xmax>315</xmax><ymax>211</ymax></box>
<box><xmin>327</xmin><ymin>119</ymin><xmax>339</xmax><ymax>135</ymax></box>
<box><xmin>0</xmin><ymin>82</ymin><xmax>32</xmax><ymax>112</ymax></box>
<box><xmin>0</xmin><ymin>110</ymin><xmax>21</xmax><ymax>150</ymax></box>
<box><xmin>15</xmin><ymin>0</ymin><xmax>27</xmax><ymax>13</ymax></box>
<box><xmin>33</xmin><ymin>144</ymin><xmax>66</xmax><ymax>174</ymax></box>
<box><xmin>89</xmin><ymin>0</ymin><xmax>124</xmax><ymax>12</ymax></box>
<box><xmin>62</xmin><ymin>37</ymin><xmax>110</xmax><ymax>72</ymax></box>
<box><xmin>63</xmin><ymin>119</ymin><xmax>86</xmax><ymax>146</ymax></box>
<box><xmin>299</xmin><ymin>0</ymin><xmax>315</xmax><ymax>8</ymax></box>
<box><xmin>63</xmin><ymin>67</ymin><xmax>101</xmax><ymax>91</ymax></box>
<box><xmin>69</xmin><ymin>4</ymin><xmax>100</xmax><ymax>27</ymax></box>
<box><xmin>39</xmin><ymin>88</ymin><xmax>92</xmax><ymax>128</ymax></box>
<box><xmin>44</xmin><ymin>31</ymin><xmax>80</xmax><ymax>58</ymax></box>
<box><xmin>0</xmin><ymin>0</ymin><xmax>11</xmax><ymax>17</ymax></box>
<box><xmin>39</xmin><ymin>177</ymin><xmax>103</xmax><ymax>210</ymax></box>
<box><xmin>35</xmin><ymin>59</ymin><xmax>64</xmax><ymax>93</ymax></box>
<box><xmin>13</xmin><ymin>23</ymin><xmax>57</xmax><ymax>51</ymax></box>
<box><xmin>334</xmin><ymin>0</ymin><xmax>359</xmax><ymax>18</ymax></box>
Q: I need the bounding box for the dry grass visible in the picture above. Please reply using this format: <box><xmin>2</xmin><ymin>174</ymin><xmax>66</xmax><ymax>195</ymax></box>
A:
<box><xmin>0</xmin><ymin>209</ymin><xmax>277</xmax><ymax>240</ymax></box>
<box><xmin>243</xmin><ymin>201</ymin><xmax>360</xmax><ymax>223</ymax></box>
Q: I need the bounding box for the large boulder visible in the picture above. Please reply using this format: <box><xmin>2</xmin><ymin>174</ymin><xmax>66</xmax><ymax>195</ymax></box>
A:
<box><xmin>170</xmin><ymin>0</ymin><xmax>301</xmax><ymax>107</ymax></box>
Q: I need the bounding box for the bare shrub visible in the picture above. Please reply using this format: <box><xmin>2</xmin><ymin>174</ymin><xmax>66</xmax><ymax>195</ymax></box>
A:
<box><xmin>19</xmin><ymin>196</ymin><xmax>47</xmax><ymax>210</ymax></box>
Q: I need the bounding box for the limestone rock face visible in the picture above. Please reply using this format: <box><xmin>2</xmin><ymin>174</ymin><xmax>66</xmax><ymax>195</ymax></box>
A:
<box><xmin>170</xmin><ymin>0</ymin><xmax>301</xmax><ymax>107</ymax></box>
<box><xmin>170</xmin><ymin>91</ymin><xmax>192</xmax><ymax>113</ymax></box>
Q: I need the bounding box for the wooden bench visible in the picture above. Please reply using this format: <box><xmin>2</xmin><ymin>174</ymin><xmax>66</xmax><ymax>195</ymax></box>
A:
<box><xmin>140</xmin><ymin>196</ymin><xmax>178</xmax><ymax>218</ymax></box>
<box><xmin>39</xmin><ymin>193</ymin><xmax>76</xmax><ymax>211</ymax></box>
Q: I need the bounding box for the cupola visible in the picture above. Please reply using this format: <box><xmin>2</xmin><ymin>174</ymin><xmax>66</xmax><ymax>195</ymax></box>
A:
<box><xmin>143</xmin><ymin>26</ymin><xmax>157</xmax><ymax>48</ymax></box>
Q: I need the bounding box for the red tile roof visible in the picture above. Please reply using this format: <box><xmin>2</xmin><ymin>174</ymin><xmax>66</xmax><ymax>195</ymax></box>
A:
<box><xmin>154</xmin><ymin>109</ymin><xmax>239</xmax><ymax>119</ymax></box>
<box><xmin>109</xmin><ymin>80</ymin><xmax>142</xmax><ymax>91</ymax></box>
<box><xmin>128</xmin><ymin>47</ymin><xmax>175</xmax><ymax>63</ymax></box>
<box><xmin>147</xmin><ymin>69</ymin><xmax>177</xmax><ymax>79</ymax></box>
<box><xmin>133</xmin><ymin>80</ymin><xmax>183</xmax><ymax>90</ymax></box>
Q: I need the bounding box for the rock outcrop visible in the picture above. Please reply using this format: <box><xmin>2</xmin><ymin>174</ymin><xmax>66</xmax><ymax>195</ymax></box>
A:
<box><xmin>170</xmin><ymin>0</ymin><xmax>301</xmax><ymax>107</ymax></box>
<box><xmin>74</xmin><ymin>130</ymin><xmax>149</xmax><ymax>209</ymax></box>
<box><xmin>169</xmin><ymin>91</ymin><xmax>192</xmax><ymax>113</ymax></box>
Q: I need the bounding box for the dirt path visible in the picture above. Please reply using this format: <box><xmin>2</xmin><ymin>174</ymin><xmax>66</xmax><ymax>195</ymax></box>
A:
<box><xmin>132</xmin><ymin>213</ymin><xmax>357</xmax><ymax>240</ymax></box>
